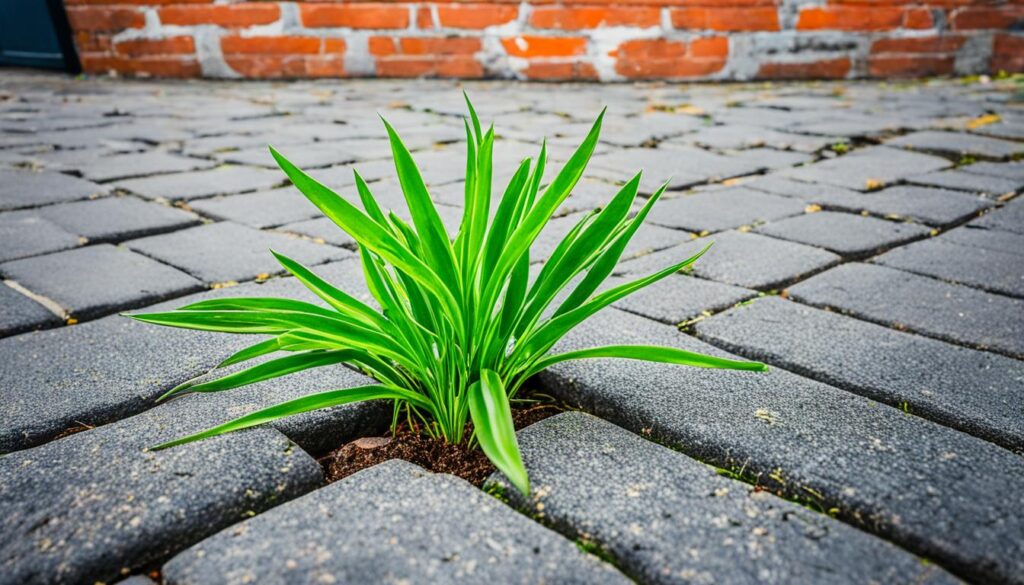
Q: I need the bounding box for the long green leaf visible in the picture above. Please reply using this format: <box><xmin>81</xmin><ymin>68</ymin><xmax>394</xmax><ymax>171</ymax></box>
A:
<box><xmin>468</xmin><ymin>369</ymin><xmax>529</xmax><ymax>496</ymax></box>
<box><xmin>520</xmin><ymin>345</ymin><xmax>768</xmax><ymax>380</ymax></box>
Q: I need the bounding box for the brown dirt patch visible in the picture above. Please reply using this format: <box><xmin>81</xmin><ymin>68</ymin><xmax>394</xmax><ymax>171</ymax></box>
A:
<box><xmin>320</xmin><ymin>401</ymin><xmax>562</xmax><ymax>486</ymax></box>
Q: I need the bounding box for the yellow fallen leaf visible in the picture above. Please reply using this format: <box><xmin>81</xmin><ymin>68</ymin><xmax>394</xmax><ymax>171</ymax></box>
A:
<box><xmin>865</xmin><ymin>179</ymin><xmax>884</xmax><ymax>190</ymax></box>
<box><xmin>65</xmin><ymin>317</ymin><xmax>78</xmax><ymax>325</ymax></box>
<box><xmin>255</xmin><ymin>273</ymin><xmax>270</xmax><ymax>281</ymax></box>
<box><xmin>966</xmin><ymin>113</ymin><xmax>1000</xmax><ymax>129</ymax></box>
<box><xmin>804</xmin><ymin>204</ymin><xmax>822</xmax><ymax>213</ymax></box>
<box><xmin>211</xmin><ymin>281</ymin><xmax>239</xmax><ymax>289</ymax></box>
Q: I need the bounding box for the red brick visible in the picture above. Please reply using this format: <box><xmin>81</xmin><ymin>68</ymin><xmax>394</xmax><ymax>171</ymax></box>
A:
<box><xmin>993</xmin><ymin>34</ymin><xmax>1024</xmax><ymax>72</ymax></box>
<box><xmin>868</xmin><ymin>55</ymin><xmax>954</xmax><ymax>77</ymax></box>
<box><xmin>797</xmin><ymin>7</ymin><xmax>904</xmax><ymax>31</ymax></box>
<box><xmin>437</xmin><ymin>4</ymin><xmax>518</xmax><ymax>29</ymax></box>
<box><xmin>690</xmin><ymin>37</ymin><xmax>729</xmax><ymax>58</ymax></box>
<box><xmin>671</xmin><ymin>7</ymin><xmax>779</xmax><ymax>31</ymax></box>
<box><xmin>324</xmin><ymin>39</ymin><xmax>346</xmax><ymax>54</ymax></box>
<box><xmin>614</xmin><ymin>39</ymin><xmax>727</xmax><ymax>79</ymax></box>
<box><xmin>871</xmin><ymin>36</ymin><xmax>965</xmax><ymax>54</ymax></box>
<box><xmin>300</xmin><ymin>4</ymin><xmax>409</xmax><ymax>29</ymax></box>
<box><xmin>417</xmin><ymin>6</ymin><xmax>435</xmax><ymax>29</ymax></box>
<box><xmin>757</xmin><ymin>57</ymin><xmax>852</xmax><ymax>79</ymax></box>
<box><xmin>224</xmin><ymin>54</ymin><xmax>345</xmax><ymax>78</ymax></box>
<box><xmin>903</xmin><ymin>8</ymin><xmax>935</xmax><ymax>29</ymax></box>
<box><xmin>501</xmin><ymin>36</ymin><xmax>588</xmax><ymax>58</ymax></box>
<box><xmin>74</xmin><ymin>32</ymin><xmax>112</xmax><ymax>53</ymax></box>
<box><xmin>523</xmin><ymin>61</ymin><xmax>598</xmax><ymax>81</ymax></box>
<box><xmin>159</xmin><ymin>3</ymin><xmax>279</xmax><ymax>26</ymax></box>
<box><xmin>66</xmin><ymin>0</ymin><xmax>211</xmax><ymax>4</ymax></box>
<box><xmin>306</xmin><ymin>56</ymin><xmax>345</xmax><ymax>77</ymax></box>
<box><xmin>114</xmin><ymin>36</ymin><xmax>195</xmax><ymax>58</ymax></box>
<box><xmin>66</xmin><ymin>7</ymin><xmax>144</xmax><ymax>32</ymax></box>
<box><xmin>530</xmin><ymin>6</ymin><xmax>660</xmax><ymax>30</ymax></box>
<box><xmin>950</xmin><ymin>7</ymin><xmax>1024</xmax><ymax>30</ymax></box>
<box><xmin>400</xmin><ymin>37</ymin><xmax>481</xmax><ymax>55</ymax></box>
<box><xmin>369</xmin><ymin>37</ymin><xmax>397</xmax><ymax>57</ymax></box>
<box><xmin>221</xmin><ymin>36</ymin><xmax>321</xmax><ymax>55</ymax></box>
<box><xmin>375</xmin><ymin>56</ymin><xmax>483</xmax><ymax>78</ymax></box>
<box><xmin>80</xmin><ymin>54</ymin><xmax>201</xmax><ymax>78</ymax></box>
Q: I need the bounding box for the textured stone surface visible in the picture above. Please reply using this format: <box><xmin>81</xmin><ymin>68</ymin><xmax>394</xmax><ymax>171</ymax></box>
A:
<box><xmin>0</xmin><ymin>169</ymin><xmax>108</xmax><ymax>210</ymax></box>
<box><xmin>874</xmin><ymin>231</ymin><xmax>1024</xmax><ymax>298</ymax></box>
<box><xmin>491</xmin><ymin>412</ymin><xmax>957</xmax><ymax>585</ymax></box>
<box><xmin>37</xmin><ymin>196</ymin><xmax>201</xmax><ymax>242</ymax></box>
<box><xmin>755</xmin><ymin>211</ymin><xmax>931</xmax><ymax>258</ymax></box>
<box><xmin>790</xmin><ymin>263</ymin><xmax>1024</xmax><ymax>358</ymax></box>
<box><xmin>782</xmin><ymin>147</ymin><xmax>950</xmax><ymax>191</ymax></box>
<box><xmin>539</xmin><ymin>307</ymin><xmax>1024</xmax><ymax>585</ymax></box>
<box><xmin>616</xmin><ymin>231</ymin><xmax>841</xmax><ymax>290</ymax></box>
<box><xmin>534</xmin><ymin>212</ymin><xmax>692</xmax><ymax>264</ymax></box>
<box><xmin>962</xmin><ymin>160</ymin><xmax>1024</xmax><ymax>182</ymax></box>
<box><xmin>163</xmin><ymin>460</ymin><xmax>628</xmax><ymax>585</ymax></box>
<box><xmin>649</xmin><ymin>187</ymin><xmax>805</xmax><ymax>233</ymax></box>
<box><xmin>0</xmin><ymin>244</ymin><xmax>203</xmax><ymax>320</ymax></box>
<box><xmin>188</xmin><ymin>187</ymin><xmax>319</xmax><ymax>229</ymax></box>
<box><xmin>886</xmin><ymin>130</ymin><xmax>1024</xmax><ymax>160</ymax></box>
<box><xmin>610</xmin><ymin>273</ymin><xmax>756</xmax><ymax>325</ymax></box>
<box><xmin>81</xmin><ymin>151</ymin><xmax>216</xmax><ymax>182</ymax></box>
<box><xmin>908</xmin><ymin>169</ymin><xmax>1020</xmax><ymax>197</ymax></box>
<box><xmin>970</xmin><ymin>198</ymin><xmax>1024</xmax><ymax>235</ymax></box>
<box><xmin>116</xmin><ymin>166</ymin><xmax>284</xmax><ymax>202</ymax></box>
<box><xmin>0</xmin><ymin>282</ymin><xmax>61</xmax><ymax>337</ymax></box>
<box><xmin>695</xmin><ymin>297</ymin><xmax>1024</xmax><ymax>452</ymax></box>
<box><xmin>826</xmin><ymin>185</ymin><xmax>993</xmax><ymax>226</ymax></box>
<box><xmin>127</xmin><ymin>222</ymin><xmax>349</xmax><ymax>284</ymax></box>
<box><xmin>0</xmin><ymin>214</ymin><xmax>81</xmax><ymax>262</ymax></box>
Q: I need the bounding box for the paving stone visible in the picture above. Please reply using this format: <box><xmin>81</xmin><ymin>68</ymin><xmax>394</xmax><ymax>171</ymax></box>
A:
<box><xmin>961</xmin><ymin>160</ymin><xmax>1024</xmax><ymax>182</ymax></box>
<box><xmin>0</xmin><ymin>282</ymin><xmax>61</xmax><ymax>337</ymax></box>
<box><xmin>490</xmin><ymin>412</ymin><xmax>957</xmax><ymax>585</ymax></box>
<box><xmin>729</xmin><ymin>147</ymin><xmax>815</xmax><ymax>171</ymax></box>
<box><xmin>942</xmin><ymin>224</ymin><xmax>1024</xmax><ymax>254</ymax></box>
<box><xmin>873</xmin><ymin>232</ymin><xmax>1024</xmax><ymax>298</ymax></box>
<box><xmin>0</xmin><ymin>214</ymin><xmax>81</xmax><ymax>262</ymax></box>
<box><xmin>781</xmin><ymin>146</ymin><xmax>950</xmax><ymax>191</ymax></box>
<box><xmin>908</xmin><ymin>169</ymin><xmax>1020</xmax><ymax>197</ymax></box>
<box><xmin>886</xmin><ymin>130</ymin><xmax>1024</xmax><ymax>160</ymax></box>
<box><xmin>671</xmin><ymin>124</ymin><xmax>838</xmax><ymax>153</ymax></box>
<box><xmin>81</xmin><ymin>151</ymin><xmax>217</xmax><ymax>182</ymax></box>
<box><xmin>695</xmin><ymin>297</ymin><xmax>1024</xmax><ymax>452</ymax></box>
<box><xmin>37</xmin><ymin>196</ymin><xmax>201</xmax><ymax>242</ymax></box>
<box><xmin>789</xmin><ymin>262</ymin><xmax>1024</xmax><ymax>358</ymax></box>
<box><xmin>116</xmin><ymin>166</ymin><xmax>284</xmax><ymax>202</ymax></box>
<box><xmin>590</xmin><ymin>146</ymin><xmax>761</xmax><ymax>193</ymax></box>
<box><xmin>0</xmin><ymin>244</ymin><xmax>203</xmax><ymax>320</ymax></box>
<box><xmin>616</xmin><ymin>231</ymin><xmax>841</xmax><ymax>290</ymax></box>
<box><xmin>609</xmin><ymin>273</ymin><xmax>756</xmax><ymax>325</ymax></box>
<box><xmin>187</xmin><ymin>187</ymin><xmax>319</xmax><ymax>229</ymax></box>
<box><xmin>216</xmin><ymin>141</ymin><xmax>363</xmax><ymax>169</ymax></box>
<box><xmin>538</xmin><ymin>307</ymin><xmax>1024</xmax><ymax>585</ymax></box>
<box><xmin>533</xmin><ymin>212</ymin><xmax>691</xmax><ymax>264</ymax></box>
<box><xmin>755</xmin><ymin>211</ymin><xmax>931</xmax><ymax>258</ymax></box>
<box><xmin>0</xmin><ymin>391</ymin><xmax>326</xmax><ymax>584</ymax></box>
<box><xmin>127</xmin><ymin>222</ymin><xmax>349</xmax><ymax>284</ymax></box>
<box><xmin>163</xmin><ymin>459</ymin><xmax>627</xmax><ymax>585</ymax></box>
<box><xmin>649</xmin><ymin>187</ymin><xmax>805</xmax><ymax>233</ymax></box>
<box><xmin>830</xmin><ymin>185</ymin><xmax>992</xmax><ymax>226</ymax></box>
<box><xmin>275</xmin><ymin>216</ymin><xmax>358</xmax><ymax>248</ymax></box>
<box><xmin>969</xmin><ymin>198</ymin><xmax>1024</xmax><ymax>235</ymax></box>
<box><xmin>743</xmin><ymin>175</ymin><xmax>864</xmax><ymax>206</ymax></box>
<box><xmin>0</xmin><ymin>169</ymin><xmax>108</xmax><ymax>210</ymax></box>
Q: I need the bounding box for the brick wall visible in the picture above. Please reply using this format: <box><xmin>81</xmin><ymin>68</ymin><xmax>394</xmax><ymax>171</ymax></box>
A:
<box><xmin>65</xmin><ymin>0</ymin><xmax>1024</xmax><ymax>80</ymax></box>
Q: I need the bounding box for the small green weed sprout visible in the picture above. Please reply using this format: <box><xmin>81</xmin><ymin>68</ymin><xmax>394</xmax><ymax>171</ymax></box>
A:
<box><xmin>129</xmin><ymin>96</ymin><xmax>767</xmax><ymax>496</ymax></box>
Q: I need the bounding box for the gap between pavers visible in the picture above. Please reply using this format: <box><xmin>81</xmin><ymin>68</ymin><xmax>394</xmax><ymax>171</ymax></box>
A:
<box><xmin>537</xmin><ymin>307</ymin><xmax>1024</xmax><ymax>585</ymax></box>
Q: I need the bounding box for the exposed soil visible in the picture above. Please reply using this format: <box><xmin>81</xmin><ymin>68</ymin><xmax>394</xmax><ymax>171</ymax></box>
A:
<box><xmin>320</xmin><ymin>400</ymin><xmax>562</xmax><ymax>487</ymax></box>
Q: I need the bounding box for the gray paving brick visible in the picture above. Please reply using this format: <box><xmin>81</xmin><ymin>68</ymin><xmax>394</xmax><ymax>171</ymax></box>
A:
<box><xmin>610</xmin><ymin>273</ymin><xmax>756</xmax><ymax>325</ymax></box>
<box><xmin>908</xmin><ymin>169</ymin><xmax>1020</xmax><ymax>197</ymax></box>
<box><xmin>590</xmin><ymin>146</ymin><xmax>762</xmax><ymax>193</ymax></box>
<box><xmin>695</xmin><ymin>297</ymin><xmax>1024</xmax><ymax>452</ymax></box>
<box><xmin>0</xmin><ymin>169</ymin><xmax>108</xmax><ymax>210</ymax></box>
<box><xmin>827</xmin><ymin>185</ymin><xmax>993</xmax><ymax>226</ymax></box>
<box><xmin>116</xmin><ymin>166</ymin><xmax>284</xmax><ymax>202</ymax></box>
<box><xmin>0</xmin><ymin>214</ymin><xmax>81</xmax><ymax>262</ymax></box>
<box><xmin>491</xmin><ymin>412</ymin><xmax>957</xmax><ymax>585</ymax></box>
<box><xmin>163</xmin><ymin>459</ymin><xmax>627</xmax><ymax>585</ymax></box>
<box><xmin>730</xmin><ymin>147</ymin><xmax>815</xmax><ymax>171</ymax></box>
<box><xmin>616</xmin><ymin>232</ymin><xmax>841</xmax><ymax>290</ymax></box>
<box><xmin>755</xmin><ymin>211</ymin><xmax>931</xmax><ymax>258</ymax></box>
<box><xmin>275</xmin><ymin>216</ymin><xmax>358</xmax><ymax>248</ymax></box>
<box><xmin>187</xmin><ymin>187</ymin><xmax>319</xmax><ymax>229</ymax></box>
<box><xmin>781</xmin><ymin>146</ymin><xmax>950</xmax><ymax>191</ymax></box>
<box><xmin>0</xmin><ymin>282</ymin><xmax>60</xmax><ymax>337</ymax></box>
<box><xmin>534</xmin><ymin>212</ymin><xmax>691</xmax><ymax>264</ymax></box>
<box><xmin>127</xmin><ymin>222</ymin><xmax>349</xmax><ymax>284</ymax></box>
<box><xmin>789</xmin><ymin>262</ymin><xmax>1024</xmax><ymax>358</ymax></box>
<box><xmin>873</xmin><ymin>232</ymin><xmax>1024</xmax><ymax>298</ymax></box>
<box><xmin>217</xmin><ymin>141</ymin><xmax>363</xmax><ymax>169</ymax></box>
<box><xmin>961</xmin><ymin>160</ymin><xmax>1024</xmax><ymax>182</ymax></box>
<box><xmin>0</xmin><ymin>244</ymin><xmax>203</xmax><ymax>320</ymax></box>
<box><xmin>670</xmin><ymin>124</ymin><xmax>838</xmax><ymax>153</ymax></box>
<box><xmin>538</xmin><ymin>307</ymin><xmax>1024</xmax><ymax>585</ymax></box>
<box><xmin>649</xmin><ymin>187</ymin><xmax>805</xmax><ymax>233</ymax></box>
<box><xmin>969</xmin><ymin>198</ymin><xmax>1024</xmax><ymax>234</ymax></box>
<box><xmin>37</xmin><ymin>196</ymin><xmax>200</xmax><ymax>242</ymax></box>
<box><xmin>942</xmin><ymin>224</ymin><xmax>1024</xmax><ymax>254</ymax></box>
<box><xmin>81</xmin><ymin>151</ymin><xmax>216</xmax><ymax>182</ymax></box>
<box><xmin>886</xmin><ymin>130</ymin><xmax>1024</xmax><ymax>160</ymax></box>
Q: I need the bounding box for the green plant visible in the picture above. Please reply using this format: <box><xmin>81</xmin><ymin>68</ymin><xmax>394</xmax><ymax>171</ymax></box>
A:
<box><xmin>128</xmin><ymin>96</ymin><xmax>767</xmax><ymax>496</ymax></box>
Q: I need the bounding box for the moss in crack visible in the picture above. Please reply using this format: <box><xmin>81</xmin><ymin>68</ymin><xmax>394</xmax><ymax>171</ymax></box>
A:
<box><xmin>575</xmin><ymin>537</ymin><xmax>618</xmax><ymax>566</ymax></box>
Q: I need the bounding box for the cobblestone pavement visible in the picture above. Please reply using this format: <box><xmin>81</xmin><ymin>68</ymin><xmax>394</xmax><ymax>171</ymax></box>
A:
<box><xmin>1</xmin><ymin>69</ymin><xmax>1022</xmax><ymax>585</ymax></box>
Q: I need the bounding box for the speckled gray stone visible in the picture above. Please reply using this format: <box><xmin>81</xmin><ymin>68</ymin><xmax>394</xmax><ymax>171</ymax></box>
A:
<box><xmin>969</xmin><ymin>198</ymin><xmax>1024</xmax><ymax>235</ymax></box>
<box><xmin>0</xmin><ymin>282</ymin><xmax>60</xmax><ymax>337</ymax></box>
<box><xmin>0</xmin><ymin>214</ymin><xmax>81</xmax><ymax>262</ymax></box>
<box><xmin>116</xmin><ymin>166</ymin><xmax>284</xmax><ymax>202</ymax></box>
<box><xmin>908</xmin><ymin>169</ymin><xmax>1019</xmax><ymax>197</ymax></box>
<box><xmin>0</xmin><ymin>244</ymin><xmax>203</xmax><ymax>320</ymax></box>
<box><xmin>649</xmin><ymin>188</ymin><xmax>805</xmax><ymax>234</ymax></box>
<box><xmin>216</xmin><ymin>141</ymin><xmax>363</xmax><ymax>169</ymax></box>
<box><xmin>490</xmin><ymin>412</ymin><xmax>958</xmax><ymax>585</ymax></box>
<box><xmin>828</xmin><ymin>185</ymin><xmax>993</xmax><ymax>227</ymax></box>
<box><xmin>886</xmin><ymin>130</ymin><xmax>1024</xmax><ymax>160</ymax></box>
<box><xmin>81</xmin><ymin>151</ymin><xmax>216</xmax><ymax>182</ymax></box>
<box><xmin>590</xmin><ymin>146</ymin><xmax>761</xmax><ymax>193</ymax></box>
<box><xmin>0</xmin><ymin>400</ymin><xmax>323</xmax><ymax>585</ymax></box>
<box><xmin>695</xmin><ymin>297</ymin><xmax>1024</xmax><ymax>452</ymax></box>
<box><xmin>538</xmin><ymin>307</ymin><xmax>1024</xmax><ymax>585</ymax></box>
<box><xmin>874</xmin><ymin>231</ymin><xmax>1024</xmax><ymax>298</ymax></box>
<box><xmin>533</xmin><ymin>212</ymin><xmax>692</xmax><ymax>264</ymax></box>
<box><xmin>0</xmin><ymin>169</ymin><xmax>109</xmax><ymax>211</ymax></box>
<box><xmin>127</xmin><ymin>222</ymin><xmax>350</xmax><ymax>284</ymax></box>
<box><xmin>961</xmin><ymin>160</ymin><xmax>1024</xmax><ymax>182</ymax></box>
<box><xmin>37</xmin><ymin>196</ymin><xmax>200</xmax><ymax>242</ymax></box>
<box><xmin>755</xmin><ymin>211</ymin><xmax>931</xmax><ymax>258</ymax></box>
<box><xmin>781</xmin><ymin>147</ymin><xmax>950</xmax><ymax>191</ymax></box>
<box><xmin>163</xmin><ymin>460</ymin><xmax>628</xmax><ymax>585</ymax></box>
<box><xmin>615</xmin><ymin>232</ymin><xmax>841</xmax><ymax>290</ymax></box>
<box><xmin>188</xmin><ymin>187</ymin><xmax>319</xmax><ymax>229</ymax></box>
<box><xmin>609</xmin><ymin>273</ymin><xmax>756</xmax><ymax>325</ymax></box>
<box><xmin>789</xmin><ymin>262</ymin><xmax>1024</xmax><ymax>358</ymax></box>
